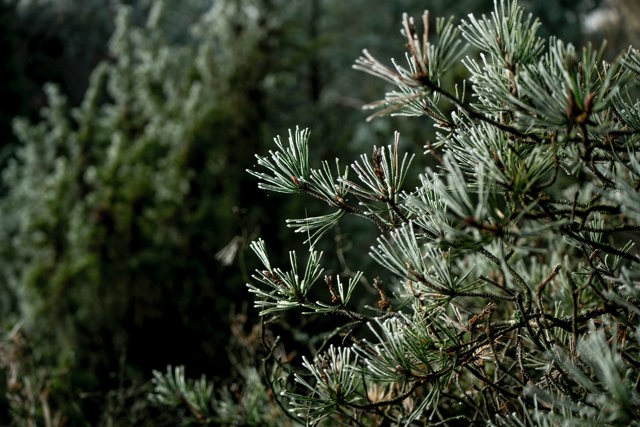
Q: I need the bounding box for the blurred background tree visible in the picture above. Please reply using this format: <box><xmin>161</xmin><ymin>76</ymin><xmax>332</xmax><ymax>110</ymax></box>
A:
<box><xmin>0</xmin><ymin>0</ymin><xmax>634</xmax><ymax>424</ymax></box>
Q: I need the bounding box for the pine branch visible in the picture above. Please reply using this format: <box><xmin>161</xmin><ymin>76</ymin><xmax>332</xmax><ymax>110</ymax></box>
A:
<box><xmin>244</xmin><ymin>1</ymin><xmax>640</xmax><ymax>424</ymax></box>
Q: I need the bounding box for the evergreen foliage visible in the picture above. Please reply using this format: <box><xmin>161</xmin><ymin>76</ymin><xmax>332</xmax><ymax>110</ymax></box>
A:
<box><xmin>3</xmin><ymin>0</ymin><xmax>637</xmax><ymax>425</ymax></box>
<box><xmin>2</xmin><ymin>0</ymin><xmax>446</xmax><ymax>423</ymax></box>
<box><xmin>0</xmin><ymin>0</ymin><xmax>293</xmax><ymax>423</ymax></box>
<box><xmin>153</xmin><ymin>0</ymin><xmax>640</xmax><ymax>425</ymax></box>
<box><xmin>4</xmin><ymin>0</ymin><xmax>457</xmax><ymax>423</ymax></box>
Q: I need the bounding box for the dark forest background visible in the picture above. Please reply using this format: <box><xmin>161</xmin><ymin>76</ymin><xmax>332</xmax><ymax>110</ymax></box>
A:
<box><xmin>0</xmin><ymin>0</ymin><xmax>637</xmax><ymax>424</ymax></box>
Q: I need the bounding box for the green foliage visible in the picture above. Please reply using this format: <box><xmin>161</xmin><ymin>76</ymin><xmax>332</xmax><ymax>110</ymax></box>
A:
<box><xmin>150</xmin><ymin>366</ymin><xmax>216</xmax><ymax>424</ymax></box>
<box><xmin>0</xmin><ymin>0</ymin><xmax>291</xmax><ymax>423</ymax></box>
<box><xmin>236</xmin><ymin>0</ymin><xmax>640</xmax><ymax>425</ymax></box>
<box><xmin>151</xmin><ymin>363</ymin><xmax>288</xmax><ymax>427</ymax></box>
<box><xmin>151</xmin><ymin>308</ymin><xmax>294</xmax><ymax>427</ymax></box>
<box><xmin>4</xmin><ymin>0</ymin><xmax>455</xmax><ymax>424</ymax></box>
<box><xmin>1</xmin><ymin>0</ymin><xmax>629</xmax><ymax>425</ymax></box>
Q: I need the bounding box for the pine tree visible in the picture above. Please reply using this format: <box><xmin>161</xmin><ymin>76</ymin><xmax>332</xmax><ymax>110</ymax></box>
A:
<box><xmin>153</xmin><ymin>0</ymin><xmax>640</xmax><ymax>425</ymax></box>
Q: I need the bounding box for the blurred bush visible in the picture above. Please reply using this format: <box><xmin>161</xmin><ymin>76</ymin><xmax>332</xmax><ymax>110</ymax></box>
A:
<box><xmin>0</xmin><ymin>0</ymin><xmax>297</xmax><ymax>423</ymax></box>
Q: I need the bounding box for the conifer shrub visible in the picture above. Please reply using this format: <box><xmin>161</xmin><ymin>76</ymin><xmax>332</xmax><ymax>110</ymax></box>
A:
<box><xmin>153</xmin><ymin>0</ymin><xmax>640</xmax><ymax>425</ymax></box>
<box><xmin>0</xmin><ymin>1</ymin><xmax>286</xmax><ymax>424</ymax></box>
